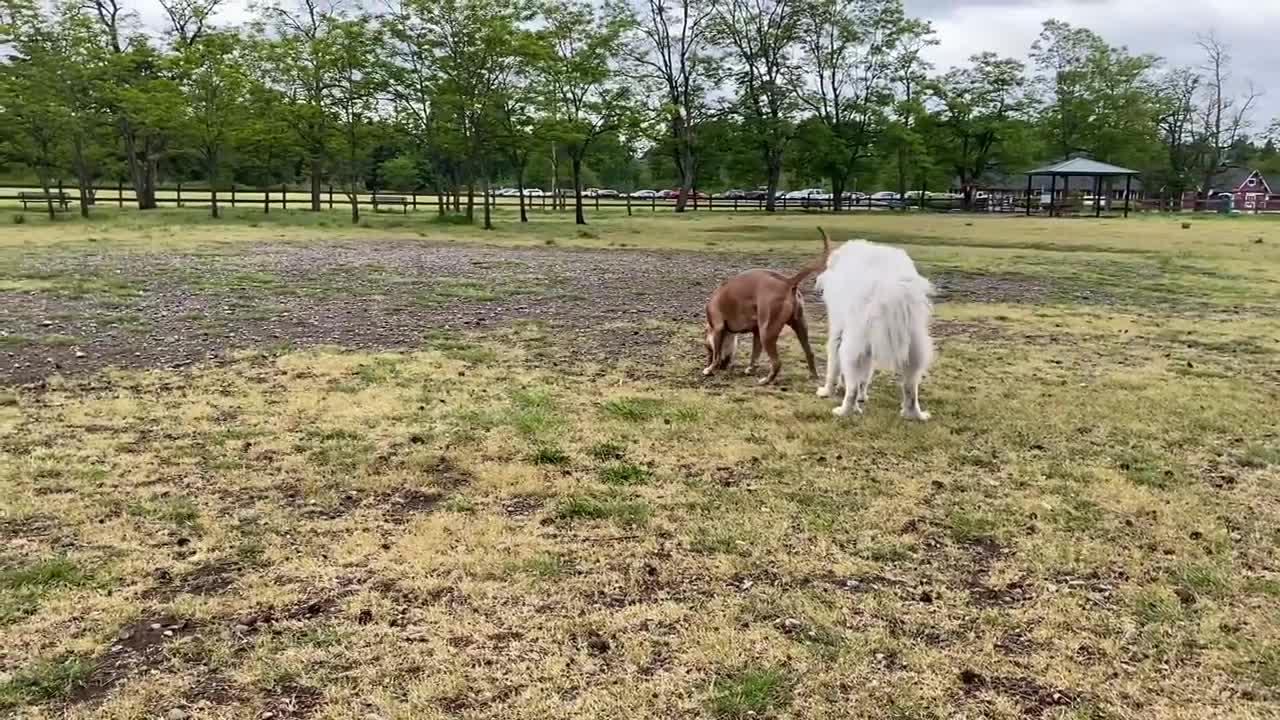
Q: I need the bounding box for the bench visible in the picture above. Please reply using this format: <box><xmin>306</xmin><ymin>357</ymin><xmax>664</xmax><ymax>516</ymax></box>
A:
<box><xmin>18</xmin><ymin>192</ymin><xmax>70</xmax><ymax>211</ymax></box>
<box><xmin>371</xmin><ymin>195</ymin><xmax>409</xmax><ymax>213</ymax></box>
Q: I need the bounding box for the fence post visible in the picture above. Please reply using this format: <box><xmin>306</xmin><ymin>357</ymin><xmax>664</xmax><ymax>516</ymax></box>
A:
<box><xmin>412</xmin><ymin>191</ymin><xmax>417</xmax><ymax>211</ymax></box>
<box><xmin>595</xmin><ymin>193</ymin><xmax>600</xmax><ymax>211</ymax></box>
<box><xmin>176</xmin><ymin>182</ymin><xmax>182</xmax><ymax>208</ymax></box>
<box><xmin>651</xmin><ymin>195</ymin><xmax>656</xmax><ymax>212</ymax></box>
<box><xmin>734</xmin><ymin>197</ymin><xmax>739</xmax><ymax>211</ymax></box>
<box><xmin>626</xmin><ymin>193</ymin><xmax>631</xmax><ymax>216</ymax></box>
<box><xmin>708</xmin><ymin>195</ymin><xmax>713</xmax><ymax>212</ymax></box>
<box><xmin>118</xmin><ymin>180</ymin><xmax>124</xmax><ymax>208</ymax></box>
<box><xmin>328</xmin><ymin>185</ymin><xmax>334</xmax><ymax>209</ymax></box>
<box><xmin>281</xmin><ymin>184</ymin><xmax>287</xmax><ymax>210</ymax></box>
<box><xmin>231</xmin><ymin>186</ymin><xmax>236</xmax><ymax>208</ymax></box>
<box><xmin>264</xmin><ymin>187</ymin><xmax>270</xmax><ymax>214</ymax></box>
<box><xmin>694</xmin><ymin>193</ymin><xmax>699</xmax><ymax>210</ymax></box>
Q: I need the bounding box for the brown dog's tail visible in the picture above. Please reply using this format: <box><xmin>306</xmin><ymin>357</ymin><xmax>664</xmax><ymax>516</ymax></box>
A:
<box><xmin>785</xmin><ymin>226</ymin><xmax>833</xmax><ymax>290</ymax></box>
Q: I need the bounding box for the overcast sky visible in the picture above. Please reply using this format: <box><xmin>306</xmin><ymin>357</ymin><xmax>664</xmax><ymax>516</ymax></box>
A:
<box><xmin>143</xmin><ymin>0</ymin><xmax>1278</xmax><ymax>132</ymax></box>
<box><xmin>905</xmin><ymin>0</ymin><xmax>1278</xmax><ymax>129</ymax></box>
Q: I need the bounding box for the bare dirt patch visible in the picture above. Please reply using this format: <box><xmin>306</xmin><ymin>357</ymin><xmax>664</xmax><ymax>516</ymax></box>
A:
<box><xmin>68</xmin><ymin>616</ymin><xmax>199</xmax><ymax>706</ymax></box>
<box><xmin>2</xmin><ymin>240</ymin><xmax>1070</xmax><ymax>384</ymax></box>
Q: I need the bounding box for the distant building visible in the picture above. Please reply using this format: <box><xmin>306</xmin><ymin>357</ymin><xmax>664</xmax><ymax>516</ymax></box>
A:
<box><xmin>1184</xmin><ymin>168</ymin><xmax>1276</xmax><ymax>211</ymax></box>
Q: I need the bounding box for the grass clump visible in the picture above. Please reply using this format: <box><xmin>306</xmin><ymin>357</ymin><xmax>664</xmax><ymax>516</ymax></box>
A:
<box><xmin>587</xmin><ymin>441</ymin><xmax>627</xmax><ymax>461</ymax></box>
<box><xmin>529</xmin><ymin>446</ymin><xmax>570</xmax><ymax>466</ymax></box>
<box><xmin>0</xmin><ymin>656</ymin><xmax>94</xmax><ymax>709</ymax></box>
<box><xmin>554</xmin><ymin>494</ymin><xmax>651</xmax><ymax>528</ymax></box>
<box><xmin>602</xmin><ymin>396</ymin><xmax>668</xmax><ymax>422</ymax></box>
<box><xmin>710</xmin><ymin>668</ymin><xmax>791</xmax><ymax>719</ymax></box>
<box><xmin>598</xmin><ymin>461</ymin><xmax>650</xmax><ymax>486</ymax></box>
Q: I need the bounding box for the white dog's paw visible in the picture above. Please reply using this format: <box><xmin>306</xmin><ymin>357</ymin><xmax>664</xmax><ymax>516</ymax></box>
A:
<box><xmin>832</xmin><ymin>404</ymin><xmax>861</xmax><ymax>417</ymax></box>
<box><xmin>701</xmin><ymin>365</ymin><xmax>715</xmax><ymax>377</ymax></box>
<box><xmin>744</xmin><ymin>366</ymin><xmax>756</xmax><ymax>376</ymax></box>
<box><xmin>816</xmin><ymin>386</ymin><xmax>831</xmax><ymax>398</ymax></box>
<box><xmin>902</xmin><ymin>409</ymin><xmax>931</xmax><ymax>421</ymax></box>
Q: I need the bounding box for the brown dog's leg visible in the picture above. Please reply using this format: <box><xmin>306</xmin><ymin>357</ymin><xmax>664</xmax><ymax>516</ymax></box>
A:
<box><xmin>703</xmin><ymin>326</ymin><xmax>727</xmax><ymax>376</ymax></box>
<box><xmin>759</xmin><ymin>329</ymin><xmax>782</xmax><ymax>385</ymax></box>
<box><xmin>746</xmin><ymin>330</ymin><xmax>762</xmax><ymax>375</ymax></box>
<box><xmin>790</xmin><ymin>317</ymin><xmax>818</xmax><ymax>381</ymax></box>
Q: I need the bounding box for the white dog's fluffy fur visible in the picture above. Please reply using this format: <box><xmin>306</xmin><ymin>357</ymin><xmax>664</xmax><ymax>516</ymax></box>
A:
<box><xmin>815</xmin><ymin>240</ymin><xmax>935</xmax><ymax>420</ymax></box>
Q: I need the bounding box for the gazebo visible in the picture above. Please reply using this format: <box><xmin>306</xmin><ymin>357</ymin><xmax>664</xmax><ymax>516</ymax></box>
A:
<box><xmin>1024</xmin><ymin>157</ymin><xmax>1141</xmax><ymax>218</ymax></box>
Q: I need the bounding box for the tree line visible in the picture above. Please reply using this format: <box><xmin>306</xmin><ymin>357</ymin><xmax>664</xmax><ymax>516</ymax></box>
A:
<box><xmin>2</xmin><ymin>0</ymin><xmax>1278</xmax><ymax>224</ymax></box>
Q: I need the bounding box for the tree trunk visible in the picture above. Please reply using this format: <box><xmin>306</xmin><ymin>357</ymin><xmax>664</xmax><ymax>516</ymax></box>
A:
<box><xmin>674</xmin><ymin>139</ymin><xmax>694</xmax><ymax>213</ymax></box>
<box><xmin>35</xmin><ymin>170</ymin><xmax>56</xmax><ymax>221</ymax></box>
<box><xmin>465</xmin><ymin>180</ymin><xmax>474</xmax><ymax>222</ymax></box>
<box><xmin>482</xmin><ymin>175</ymin><xmax>493</xmax><ymax>230</ymax></box>
<box><xmin>310</xmin><ymin>159</ymin><xmax>323</xmax><ymax>211</ymax></box>
<box><xmin>139</xmin><ymin>139</ymin><xmax>159</xmax><ymax>210</ymax></box>
<box><xmin>350</xmin><ymin>188</ymin><xmax>360</xmax><ymax>224</ymax></box>
<box><xmin>436</xmin><ymin>182</ymin><xmax>446</xmax><ymax>216</ymax></box>
<box><xmin>765</xmin><ymin>159</ymin><xmax>781</xmax><ymax>213</ymax></box>
<box><xmin>120</xmin><ymin>120</ymin><xmax>151</xmax><ymax>211</ymax></box>
<box><xmin>71</xmin><ymin>137</ymin><xmax>92</xmax><ymax>219</ymax></box>
<box><xmin>208</xmin><ymin>159</ymin><xmax>220</xmax><ymax>219</ymax></box>
<box><xmin>831</xmin><ymin>176</ymin><xmax>844</xmax><ymax>212</ymax></box>
<box><xmin>516</xmin><ymin>166</ymin><xmax>528</xmax><ymax>223</ymax></box>
<box><xmin>550</xmin><ymin>145</ymin><xmax>559</xmax><ymax>211</ymax></box>
<box><xmin>572</xmin><ymin>156</ymin><xmax>586</xmax><ymax>225</ymax></box>
<box><xmin>896</xmin><ymin>146</ymin><xmax>909</xmax><ymax>201</ymax></box>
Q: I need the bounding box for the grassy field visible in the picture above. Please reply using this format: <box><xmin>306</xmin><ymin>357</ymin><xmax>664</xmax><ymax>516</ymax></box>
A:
<box><xmin>2</xmin><ymin>209</ymin><xmax>1279</xmax><ymax>719</ymax></box>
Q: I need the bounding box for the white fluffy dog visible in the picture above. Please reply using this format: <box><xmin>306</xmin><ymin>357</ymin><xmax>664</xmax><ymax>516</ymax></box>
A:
<box><xmin>815</xmin><ymin>240</ymin><xmax>935</xmax><ymax>420</ymax></box>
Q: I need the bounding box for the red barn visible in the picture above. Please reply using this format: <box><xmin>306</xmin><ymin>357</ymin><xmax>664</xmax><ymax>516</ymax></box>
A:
<box><xmin>1183</xmin><ymin>168</ymin><xmax>1276</xmax><ymax>211</ymax></box>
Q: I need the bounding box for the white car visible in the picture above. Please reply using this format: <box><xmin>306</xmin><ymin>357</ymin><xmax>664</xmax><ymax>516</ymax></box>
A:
<box><xmin>522</xmin><ymin>188</ymin><xmax>545</xmax><ymax>197</ymax></box>
<box><xmin>784</xmin><ymin>188</ymin><xmax>825</xmax><ymax>199</ymax></box>
<box><xmin>870</xmin><ymin>191</ymin><xmax>899</xmax><ymax>200</ymax></box>
<box><xmin>629</xmin><ymin>189</ymin><xmax>659</xmax><ymax>198</ymax></box>
<box><xmin>493</xmin><ymin>187</ymin><xmax>519</xmax><ymax>196</ymax></box>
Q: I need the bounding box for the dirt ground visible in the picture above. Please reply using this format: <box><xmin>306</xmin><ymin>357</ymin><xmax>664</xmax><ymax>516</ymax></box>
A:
<box><xmin>1</xmin><ymin>240</ymin><xmax>1065</xmax><ymax>385</ymax></box>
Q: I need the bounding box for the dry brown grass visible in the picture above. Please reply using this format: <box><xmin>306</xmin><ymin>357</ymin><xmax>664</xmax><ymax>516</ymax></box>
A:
<box><xmin>2</xmin><ymin>212</ymin><xmax>1280</xmax><ymax>719</ymax></box>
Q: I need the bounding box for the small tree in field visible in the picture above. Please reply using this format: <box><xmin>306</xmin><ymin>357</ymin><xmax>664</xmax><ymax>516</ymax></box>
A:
<box><xmin>177</xmin><ymin>30</ymin><xmax>251</xmax><ymax>218</ymax></box>
<box><xmin>324</xmin><ymin>17</ymin><xmax>382</xmax><ymax>224</ymax></box>
<box><xmin>539</xmin><ymin>0</ymin><xmax>637</xmax><ymax>225</ymax></box>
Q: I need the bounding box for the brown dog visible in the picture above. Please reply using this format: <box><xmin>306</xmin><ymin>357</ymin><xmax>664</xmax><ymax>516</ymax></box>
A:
<box><xmin>702</xmin><ymin>229</ymin><xmax>831</xmax><ymax>384</ymax></box>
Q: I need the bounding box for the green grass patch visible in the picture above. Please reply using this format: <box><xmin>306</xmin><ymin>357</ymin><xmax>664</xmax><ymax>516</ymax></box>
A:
<box><xmin>0</xmin><ymin>557</ymin><xmax>92</xmax><ymax>625</ymax></box>
<box><xmin>602</xmin><ymin>397</ymin><xmax>669</xmax><ymax>422</ymax></box>
<box><xmin>0</xmin><ymin>656</ymin><xmax>94</xmax><ymax>709</ymax></box>
<box><xmin>597</xmin><ymin>461</ymin><xmax>651</xmax><ymax>486</ymax></box>
<box><xmin>529</xmin><ymin>446</ymin><xmax>571</xmax><ymax>466</ymax></box>
<box><xmin>1238</xmin><ymin>443</ymin><xmax>1280</xmax><ymax>468</ymax></box>
<box><xmin>554</xmin><ymin>494</ymin><xmax>651</xmax><ymax>528</ymax></box>
<box><xmin>709</xmin><ymin>668</ymin><xmax>791</xmax><ymax>719</ymax></box>
<box><xmin>587</xmin><ymin>441</ymin><xmax>627</xmax><ymax>462</ymax></box>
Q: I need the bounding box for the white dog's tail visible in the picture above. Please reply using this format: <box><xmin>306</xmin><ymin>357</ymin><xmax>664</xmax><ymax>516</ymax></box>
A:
<box><xmin>867</xmin><ymin>275</ymin><xmax>934</xmax><ymax>372</ymax></box>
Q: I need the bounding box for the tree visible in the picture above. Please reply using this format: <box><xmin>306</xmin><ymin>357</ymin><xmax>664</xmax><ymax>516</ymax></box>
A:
<box><xmin>710</xmin><ymin>0</ymin><xmax>799</xmax><ymax>211</ymax></box>
<box><xmin>1194</xmin><ymin>32</ymin><xmax>1259</xmax><ymax>198</ymax></box>
<box><xmin>0</xmin><ymin>0</ymin><xmax>68</xmax><ymax>219</ymax></box>
<box><xmin>1151</xmin><ymin>66</ymin><xmax>1200</xmax><ymax>206</ymax></box>
<box><xmin>539</xmin><ymin>0</ymin><xmax>636</xmax><ymax>225</ymax></box>
<box><xmin>626</xmin><ymin>0</ymin><xmax>719</xmax><ymax>212</ymax></box>
<box><xmin>934</xmin><ymin>53</ymin><xmax>1035</xmax><ymax>209</ymax></box>
<box><xmin>324</xmin><ymin>18</ymin><xmax>382</xmax><ymax>224</ymax></box>
<box><xmin>258</xmin><ymin>0</ymin><xmax>340</xmax><ymax>212</ymax></box>
<box><xmin>176</xmin><ymin>30</ymin><xmax>250</xmax><ymax>217</ymax></box>
<box><xmin>793</xmin><ymin>0</ymin><xmax>928</xmax><ymax>209</ymax></box>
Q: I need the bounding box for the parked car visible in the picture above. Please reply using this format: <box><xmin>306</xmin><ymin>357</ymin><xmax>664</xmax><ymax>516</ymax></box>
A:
<box><xmin>718</xmin><ymin>189</ymin><xmax>748</xmax><ymax>199</ymax></box>
<box><xmin>492</xmin><ymin>187</ymin><xmax>520</xmax><ymax>196</ymax></box>
<box><xmin>523</xmin><ymin>188</ymin><xmax>545</xmax><ymax>197</ymax></box>
<box><xmin>659</xmin><ymin>188</ymin><xmax>708</xmax><ymax>199</ymax></box>
<box><xmin>870</xmin><ymin>191</ymin><xmax>899</xmax><ymax>200</ymax></box>
<box><xmin>629</xmin><ymin>189</ymin><xmax>659</xmax><ymax>198</ymax></box>
<box><xmin>743</xmin><ymin>189</ymin><xmax>769</xmax><ymax>200</ymax></box>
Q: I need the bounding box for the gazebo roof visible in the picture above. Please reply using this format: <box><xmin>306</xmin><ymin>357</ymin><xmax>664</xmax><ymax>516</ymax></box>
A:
<box><xmin>1025</xmin><ymin>157</ymin><xmax>1140</xmax><ymax>177</ymax></box>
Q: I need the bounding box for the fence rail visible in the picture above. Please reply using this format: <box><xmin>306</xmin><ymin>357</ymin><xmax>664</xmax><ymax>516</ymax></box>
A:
<box><xmin>4</xmin><ymin>183</ymin><xmax>1278</xmax><ymax>216</ymax></box>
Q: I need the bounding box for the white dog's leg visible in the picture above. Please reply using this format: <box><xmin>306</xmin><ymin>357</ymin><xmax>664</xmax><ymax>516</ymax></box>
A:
<box><xmin>899</xmin><ymin>366</ymin><xmax>930</xmax><ymax>421</ymax></box>
<box><xmin>817</xmin><ymin>326</ymin><xmax>841</xmax><ymax>397</ymax></box>
<box><xmin>833</xmin><ymin>342</ymin><xmax>869</xmax><ymax>417</ymax></box>
<box><xmin>856</xmin><ymin>368</ymin><xmax>875</xmax><ymax>404</ymax></box>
